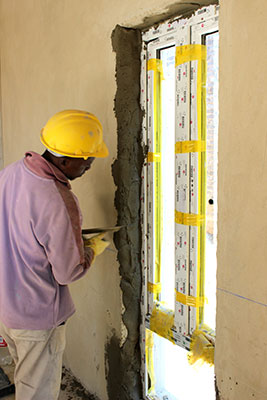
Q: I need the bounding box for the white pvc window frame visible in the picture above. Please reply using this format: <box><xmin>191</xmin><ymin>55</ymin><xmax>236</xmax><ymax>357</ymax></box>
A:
<box><xmin>140</xmin><ymin>5</ymin><xmax>219</xmax><ymax>399</ymax></box>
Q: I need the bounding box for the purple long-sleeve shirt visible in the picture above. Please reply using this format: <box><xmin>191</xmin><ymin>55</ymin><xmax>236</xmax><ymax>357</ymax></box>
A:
<box><xmin>0</xmin><ymin>152</ymin><xmax>92</xmax><ymax>329</ymax></box>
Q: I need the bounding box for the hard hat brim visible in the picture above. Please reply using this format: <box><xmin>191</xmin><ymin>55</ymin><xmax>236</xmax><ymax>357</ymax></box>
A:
<box><xmin>40</xmin><ymin>132</ymin><xmax>109</xmax><ymax>159</ymax></box>
<box><xmin>95</xmin><ymin>141</ymin><xmax>109</xmax><ymax>158</ymax></box>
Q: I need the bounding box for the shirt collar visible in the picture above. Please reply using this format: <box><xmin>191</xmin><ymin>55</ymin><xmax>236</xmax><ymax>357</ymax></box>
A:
<box><xmin>23</xmin><ymin>151</ymin><xmax>71</xmax><ymax>189</ymax></box>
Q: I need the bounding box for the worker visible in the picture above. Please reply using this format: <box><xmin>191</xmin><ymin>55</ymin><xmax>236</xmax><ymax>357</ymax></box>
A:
<box><xmin>0</xmin><ymin>110</ymin><xmax>110</xmax><ymax>399</ymax></box>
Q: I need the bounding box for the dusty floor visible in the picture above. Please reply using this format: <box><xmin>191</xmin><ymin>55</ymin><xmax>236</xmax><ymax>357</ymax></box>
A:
<box><xmin>1</xmin><ymin>363</ymin><xmax>97</xmax><ymax>400</ymax></box>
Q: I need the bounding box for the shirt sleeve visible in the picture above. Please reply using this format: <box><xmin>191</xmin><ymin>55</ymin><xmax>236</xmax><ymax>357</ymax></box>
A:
<box><xmin>35</xmin><ymin>181</ymin><xmax>93</xmax><ymax>285</ymax></box>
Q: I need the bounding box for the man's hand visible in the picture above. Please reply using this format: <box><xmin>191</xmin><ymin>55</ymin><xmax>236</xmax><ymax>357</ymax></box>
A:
<box><xmin>83</xmin><ymin>233</ymin><xmax>110</xmax><ymax>263</ymax></box>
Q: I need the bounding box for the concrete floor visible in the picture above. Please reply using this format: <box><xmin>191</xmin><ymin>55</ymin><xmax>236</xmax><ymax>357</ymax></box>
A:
<box><xmin>0</xmin><ymin>355</ymin><xmax>97</xmax><ymax>400</ymax></box>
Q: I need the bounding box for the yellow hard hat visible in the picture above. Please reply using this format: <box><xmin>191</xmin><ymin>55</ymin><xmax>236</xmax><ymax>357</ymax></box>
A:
<box><xmin>40</xmin><ymin>110</ymin><xmax>109</xmax><ymax>159</ymax></box>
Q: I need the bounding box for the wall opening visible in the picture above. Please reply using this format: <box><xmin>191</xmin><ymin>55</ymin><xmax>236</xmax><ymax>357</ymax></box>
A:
<box><xmin>110</xmin><ymin>4</ymin><xmax>218</xmax><ymax>400</ymax></box>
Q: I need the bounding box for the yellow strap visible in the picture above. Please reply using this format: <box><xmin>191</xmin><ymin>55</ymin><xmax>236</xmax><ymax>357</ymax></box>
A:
<box><xmin>176</xmin><ymin>291</ymin><xmax>205</xmax><ymax>307</ymax></box>
<box><xmin>147</xmin><ymin>282</ymin><xmax>162</xmax><ymax>295</ymax></box>
<box><xmin>145</xmin><ymin>329</ymin><xmax>155</xmax><ymax>393</ymax></box>
<box><xmin>175</xmin><ymin>140</ymin><xmax>206</xmax><ymax>154</ymax></box>
<box><xmin>147</xmin><ymin>152</ymin><xmax>161</xmax><ymax>162</ymax></box>
<box><xmin>175</xmin><ymin>210</ymin><xmax>205</xmax><ymax>226</ymax></box>
<box><xmin>148</xmin><ymin>58</ymin><xmax>163</xmax><ymax>297</ymax></box>
<box><xmin>196</xmin><ymin>44</ymin><xmax>207</xmax><ymax>327</ymax></box>
<box><xmin>150</xmin><ymin>304</ymin><xmax>175</xmax><ymax>344</ymax></box>
<box><xmin>188</xmin><ymin>326</ymin><xmax>215</xmax><ymax>366</ymax></box>
<box><xmin>175</xmin><ymin>44</ymin><xmax>207</xmax><ymax>66</ymax></box>
<box><xmin>147</xmin><ymin>58</ymin><xmax>164</xmax><ymax>77</ymax></box>
<box><xmin>175</xmin><ymin>44</ymin><xmax>207</xmax><ymax>329</ymax></box>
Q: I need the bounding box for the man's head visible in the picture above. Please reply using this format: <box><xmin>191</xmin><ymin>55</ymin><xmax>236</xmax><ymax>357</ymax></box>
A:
<box><xmin>42</xmin><ymin>151</ymin><xmax>95</xmax><ymax>180</ymax></box>
<box><xmin>40</xmin><ymin>110</ymin><xmax>108</xmax><ymax>179</ymax></box>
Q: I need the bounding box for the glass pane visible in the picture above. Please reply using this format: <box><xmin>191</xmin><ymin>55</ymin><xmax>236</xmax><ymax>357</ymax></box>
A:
<box><xmin>204</xmin><ymin>31</ymin><xmax>219</xmax><ymax>330</ymax></box>
<box><xmin>149</xmin><ymin>31</ymin><xmax>219</xmax><ymax>400</ymax></box>
<box><xmin>153</xmin><ymin>331</ymin><xmax>216</xmax><ymax>400</ymax></box>
<box><xmin>160</xmin><ymin>45</ymin><xmax>176</xmax><ymax>310</ymax></box>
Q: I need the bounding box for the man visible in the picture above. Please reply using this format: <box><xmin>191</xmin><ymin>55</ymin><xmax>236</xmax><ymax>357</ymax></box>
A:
<box><xmin>0</xmin><ymin>110</ymin><xmax>109</xmax><ymax>399</ymax></box>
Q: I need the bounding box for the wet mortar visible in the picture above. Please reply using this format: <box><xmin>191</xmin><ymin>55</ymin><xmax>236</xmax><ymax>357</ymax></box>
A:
<box><xmin>108</xmin><ymin>25</ymin><xmax>144</xmax><ymax>400</ymax></box>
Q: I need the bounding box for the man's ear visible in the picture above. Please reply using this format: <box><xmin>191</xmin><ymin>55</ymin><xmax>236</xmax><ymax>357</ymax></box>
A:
<box><xmin>59</xmin><ymin>157</ymin><xmax>70</xmax><ymax>167</ymax></box>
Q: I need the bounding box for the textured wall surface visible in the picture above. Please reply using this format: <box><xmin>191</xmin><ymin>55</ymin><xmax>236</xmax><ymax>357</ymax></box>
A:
<box><xmin>109</xmin><ymin>26</ymin><xmax>144</xmax><ymax>400</ymax></box>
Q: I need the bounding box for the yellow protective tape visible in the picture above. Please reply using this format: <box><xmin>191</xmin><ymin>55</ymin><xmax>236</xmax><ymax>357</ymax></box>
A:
<box><xmin>150</xmin><ymin>303</ymin><xmax>175</xmax><ymax>344</ymax></box>
<box><xmin>145</xmin><ymin>329</ymin><xmax>155</xmax><ymax>394</ymax></box>
<box><xmin>147</xmin><ymin>58</ymin><xmax>164</xmax><ymax>77</ymax></box>
<box><xmin>175</xmin><ymin>290</ymin><xmax>205</xmax><ymax>307</ymax></box>
<box><xmin>175</xmin><ymin>44</ymin><xmax>206</xmax><ymax>66</ymax></box>
<box><xmin>187</xmin><ymin>324</ymin><xmax>215</xmax><ymax>366</ymax></box>
<box><xmin>147</xmin><ymin>152</ymin><xmax>161</xmax><ymax>162</ymax></box>
<box><xmin>175</xmin><ymin>43</ymin><xmax>207</xmax><ymax>329</ymax></box>
<box><xmin>175</xmin><ymin>210</ymin><xmax>204</xmax><ymax>226</ymax></box>
<box><xmin>196</xmin><ymin>45</ymin><xmax>207</xmax><ymax>328</ymax></box>
<box><xmin>147</xmin><ymin>282</ymin><xmax>162</xmax><ymax>295</ymax></box>
<box><xmin>147</xmin><ymin>58</ymin><xmax>163</xmax><ymax>301</ymax></box>
<box><xmin>175</xmin><ymin>140</ymin><xmax>206</xmax><ymax>154</ymax></box>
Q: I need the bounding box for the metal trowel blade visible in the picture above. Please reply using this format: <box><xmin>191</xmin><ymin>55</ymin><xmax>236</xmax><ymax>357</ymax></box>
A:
<box><xmin>82</xmin><ymin>226</ymin><xmax>123</xmax><ymax>235</ymax></box>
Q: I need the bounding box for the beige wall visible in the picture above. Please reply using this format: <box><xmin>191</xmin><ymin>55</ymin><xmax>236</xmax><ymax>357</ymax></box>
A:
<box><xmin>1</xmin><ymin>0</ymin><xmax>267</xmax><ymax>399</ymax></box>
<box><xmin>215</xmin><ymin>1</ymin><xmax>267</xmax><ymax>398</ymax></box>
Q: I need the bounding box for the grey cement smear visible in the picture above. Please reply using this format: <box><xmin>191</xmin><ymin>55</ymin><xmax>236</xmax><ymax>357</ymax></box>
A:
<box><xmin>60</xmin><ymin>367</ymin><xmax>100</xmax><ymax>400</ymax></box>
<box><xmin>107</xmin><ymin>25</ymin><xmax>144</xmax><ymax>400</ymax></box>
<box><xmin>130</xmin><ymin>1</ymin><xmax>218</xmax><ymax>29</ymax></box>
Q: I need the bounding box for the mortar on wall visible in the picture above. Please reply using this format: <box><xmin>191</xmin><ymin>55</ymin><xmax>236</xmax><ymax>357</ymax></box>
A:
<box><xmin>105</xmin><ymin>25</ymin><xmax>144</xmax><ymax>400</ymax></box>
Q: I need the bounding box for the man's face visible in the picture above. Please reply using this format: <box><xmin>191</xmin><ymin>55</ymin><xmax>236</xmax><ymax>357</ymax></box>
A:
<box><xmin>62</xmin><ymin>157</ymin><xmax>95</xmax><ymax>180</ymax></box>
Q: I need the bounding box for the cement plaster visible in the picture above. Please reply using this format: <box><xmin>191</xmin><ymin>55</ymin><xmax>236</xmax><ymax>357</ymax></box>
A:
<box><xmin>106</xmin><ymin>25</ymin><xmax>144</xmax><ymax>400</ymax></box>
<box><xmin>136</xmin><ymin>1</ymin><xmax>218</xmax><ymax>29</ymax></box>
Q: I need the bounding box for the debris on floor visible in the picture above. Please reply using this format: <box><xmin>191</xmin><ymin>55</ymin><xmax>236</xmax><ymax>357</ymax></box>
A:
<box><xmin>0</xmin><ymin>367</ymin><xmax>14</xmax><ymax>398</ymax></box>
<box><xmin>0</xmin><ymin>362</ymin><xmax>100</xmax><ymax>400</ymax></box>
<box><xmin>61</xmin><ymin>367</ymin><xmax>99</xmax><ymax>400</ymax></box>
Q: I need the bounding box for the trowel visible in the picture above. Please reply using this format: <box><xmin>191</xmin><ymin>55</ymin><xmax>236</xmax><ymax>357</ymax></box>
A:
<box><xmin>82</xmin><ymin>226</ymin><xmax>123</xmax><ymax>253</ymax></box>
<box><xmin>82</xmin><ymin>226</ymin><xmax>123</xmax><ymax>235</ymax></box>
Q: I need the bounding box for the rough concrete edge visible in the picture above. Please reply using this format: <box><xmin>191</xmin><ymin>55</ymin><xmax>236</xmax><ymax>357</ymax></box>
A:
<box><xmin>106</xmin><ymin>25</ymin><xmax>144</xmax><ymax>400</ymax></box>
<box><xmin>132</xmin><ymin>1</ymin><xmax>218</xmax><ymax>30</ymax></box>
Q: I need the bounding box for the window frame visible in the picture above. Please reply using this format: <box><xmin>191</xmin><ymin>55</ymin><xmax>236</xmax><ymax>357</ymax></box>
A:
<box><xmin>140</xmin><ymin>5</ymin><xmax>219</xmax><ymax>399</ymax></box>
